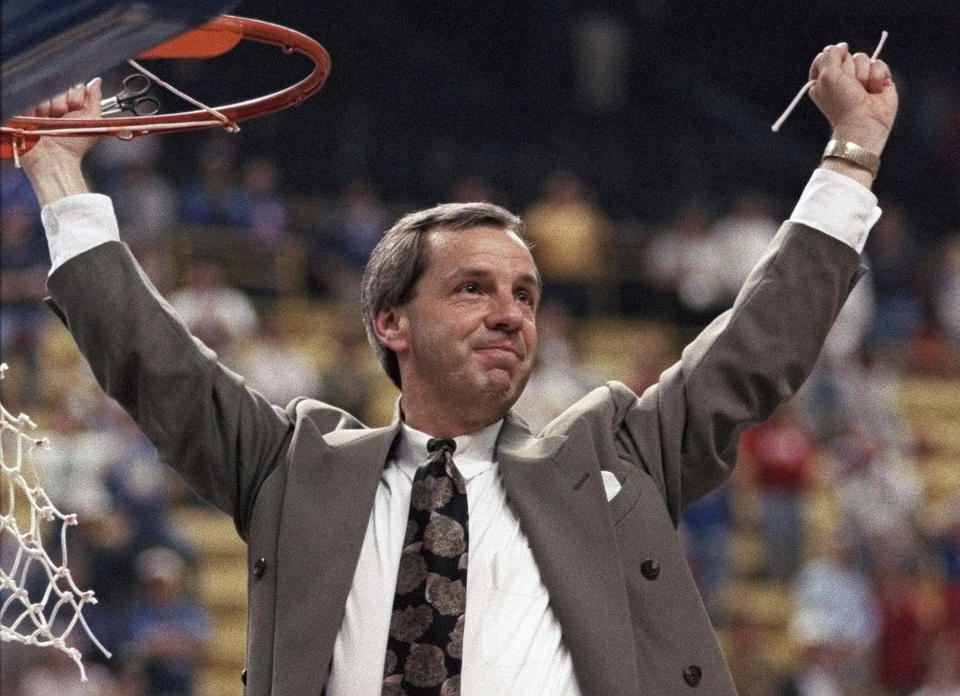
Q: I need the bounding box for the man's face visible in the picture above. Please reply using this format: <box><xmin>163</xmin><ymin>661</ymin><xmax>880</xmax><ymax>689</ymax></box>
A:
<box><xmin>381</xmin><ymin>225</ymin><xmax>540</xmax><ymax>430</ymax></box>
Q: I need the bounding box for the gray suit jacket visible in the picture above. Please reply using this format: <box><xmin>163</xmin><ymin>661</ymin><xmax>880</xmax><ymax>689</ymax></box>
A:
<box><xmin>47</xmin><ymin>220</ymin><xmax>863</xmax><ymax>695</ymax></box>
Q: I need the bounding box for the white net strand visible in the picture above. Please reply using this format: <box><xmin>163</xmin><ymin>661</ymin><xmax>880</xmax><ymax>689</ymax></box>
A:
<box><xmin>771</xmin><ymin>31</ymin><xmax>889</xmax><ymax>132</ymax></box>
<box><xmin>0</xmin><ymin>363</ymin><xmax>112</xmax><ymax>681</ymax></box>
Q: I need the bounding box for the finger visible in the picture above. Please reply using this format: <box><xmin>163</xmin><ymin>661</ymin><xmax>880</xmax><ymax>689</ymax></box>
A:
<box><xmin>85</xmin><ymin>77</ymin><xmax>103</xmax><ymax>114</ymax></box>
<box><xmin>47</xmin><ymin>90</ymin><xmax>70</xmax><ymax>117</ymax></box>
<box><xmin>850</xmin><ymin>52</ymin><xmax>872</xmax><ymax>86</ymax></box>
<box><xmin>31</xmin><ymin>99</ymin><xmax>52</xmax><ymax>118</ymax></box>
<box><xmin>811</xmin><ymin>42</ymin><xmax>849</xmax><ymax>80</ymax></box>
<box><xmin>839</xmin><ymin>51</ymin><xmax>858</xmax><ymax>78</ymax></box>
<box><xmin>809</xmin><ymin>51</ymin><xmax>824</xmax><ymax>81</ymax></box>
<box><xmin>65</xmin><ymin>83</ymin><xmax>86</xmax><ymax>112</ymax></box>
<box><xmin>868</xmin><ymin>59</ymin><xmax>891</xmax><ymax>94</ymax></box>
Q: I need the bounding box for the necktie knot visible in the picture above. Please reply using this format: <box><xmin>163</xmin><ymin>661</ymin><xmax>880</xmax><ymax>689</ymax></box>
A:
<box><xmin>426</xmin><ymin>437</ymin><xmax>456</xmax><ymax>455</ymax></box>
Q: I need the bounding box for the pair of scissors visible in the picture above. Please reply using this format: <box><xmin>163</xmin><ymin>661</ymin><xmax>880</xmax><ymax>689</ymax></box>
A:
<box><xmin>100</xmin><ymin>74</ymin><xmax>160</xmax><ymax>116</ymax></box>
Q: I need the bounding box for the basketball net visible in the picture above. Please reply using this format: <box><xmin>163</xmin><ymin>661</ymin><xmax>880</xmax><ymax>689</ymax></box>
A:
<box><xmin>0</xmin><ymin>363</ymin><xmax>111</xmax><ymax>680</ymax></box>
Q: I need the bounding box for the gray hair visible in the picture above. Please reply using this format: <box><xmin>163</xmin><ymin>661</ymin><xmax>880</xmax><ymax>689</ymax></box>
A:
<box><xmin>360</xmin><ymin>201</ymin><xmax>530</xmax><ymax>389</ymax></box>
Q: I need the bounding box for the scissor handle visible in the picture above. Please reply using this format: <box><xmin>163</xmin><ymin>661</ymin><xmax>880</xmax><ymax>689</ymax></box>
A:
<box><xmin>129</xmin><ymin>97</ymin><xmax>160</xmax><ymax>116</ymax></box>
<box><xmin>100</xmin><ymin>74</ymin><xmax>159</xmax><ymax>116</ymax></box>
<box><xmin>119</xmin><ymin>73</ymin><xmax>151</xmax><ymax>97</ymax></box>
<box><xmin>100</xmin><ymin>96</ymin><xmax>160</xmax><ymax>116</ymax></box>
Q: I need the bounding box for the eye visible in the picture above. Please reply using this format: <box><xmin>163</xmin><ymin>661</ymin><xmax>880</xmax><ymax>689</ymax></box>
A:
<box><xmin>457</xmin><ymin>282</ymin><xmax>480</xmax><ymax>294</ymax></box>
<box><xmin>516</xmin><ymin>289</ymin><xmax>536</xmax><ymax>306</ymax></box>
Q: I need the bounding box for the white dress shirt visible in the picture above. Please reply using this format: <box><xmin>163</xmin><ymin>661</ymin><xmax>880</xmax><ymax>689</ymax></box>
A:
<box><xmin>38</xmin><ymin>167</ymin><xmax>881</xmax><ymax>695</ymax></box>
<box><xmin>326</xmin><ymin>420</ymin><xmax>582</xmax><ymax>695</ymax></box>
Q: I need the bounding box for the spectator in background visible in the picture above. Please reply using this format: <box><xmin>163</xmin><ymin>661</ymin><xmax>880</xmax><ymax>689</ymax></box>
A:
<box><xmin>449</xmin><ymin>173</ymin><xmax>503</xmax><ymax>206</ymax></box>
<box><xmin>511</xmin><ymin>302</ymin><xmax>593</xmax><ymax>433</ymax></box>
<box><xmin>317</xmin><ymin>324</ymin><xmax>379</xmax><ymax>422</ymax></box>
<box><xmin>864</xmin><ymin>201</ymin><xmax>926</xmax><ymax>357</ymax></box>
<box><xmin>178</xmin><ymin>136</ymin><xmax>250</xmax><ymax>227</ymax></box>
<box><xmin>775</xmin><ymin>642</ymin><xmax>848</xmax><ymax>696</ymax></box>
<box><xmin>307</xmin><ymin>177</ymin><xmax>390</xmax><ymax>301</ymax></box>
<box><xmin>933</xmin><ymin>234</ymin><xmax>960</xmax><ymax>350</ymax></box>
<box><xmin>0</xmin><ymin>200</ymin><xmax>49</xmax><ymax>405</ymax></box>
<box><xmin>100</xmin><ymin>144</ymin><xmax>178</xmax><ymax>293</ymax></box>
<box><xmin>102</xmin><ymin>411</ymin><xmax>195</xmax><ymax>560</ymax></box>
<box><xmin>623</xmin><ymin>323</ymin><xmax>679</xmax><ymax>396</ymax></box>
<box><xmin>642</xmin><ymin>197</ymin><xmax>728</xmax><ymax>326</ymax></box>
<box><xmin>124</xmin><ymin>547</ymin><xmax>210</xmax><ymax>696</ymax></box>
<box><xmin>739</xmin><ymin>402</ymin><xmax>817</xmax><ymax>582</ymax></box>
<box><xmin>818</xmin><ymin>269</ymin><xmax>877</xmax><ymax>365</ymax></box>
<box><xmin>800</xmin><ymin>343</ymin><xmax>912</xmax><ymax>453</ymax></box>
<box><xmin>571</xmin><ymin>8</ymin><xmax>631</xmax><ymax>113</ymax></box>
<box><xmin>523</xmin><ymin>169</ymin><xmax>610</xmax><ymax>316</ymax></box>
<box><xmin>18</xmin><ymin>636</ymin><xmax>118</xmax><ymax>696</ymax></box>
<box><xmin>931</xmin><ymin>500</ymin><xmax>960</xmax><ymax>656</ymax></box>
<box><xmin>168</xmin><ymin>256</ymin><xmax>259</xmax><ymax>366</ymax></box>
<box><xmin>789</xmin><ymin>528</ymin><xmax>880</xmax><ymax>693</ymax></box>
<box><xmin>36</xmin><ymin>377</ymin><xmax>192</xmax><ymax>658</ymax></box>
<box><xmin>234</xmin><ymin>156</ymin><xmax>290</xmax><ymax>255</ymax></box>
<box><xmin>909</xmin><ymin>630</ymin><xmax>960</xmax><ymax>696</ymax></box>
<box><xmin>827</xmin><ymin>425</ymin><xmax>924</xmax><ymax>557</ymax></box>
<box><xmin>680</xmin><ymin>482</ymin><xmax>732</xmax><ymax>619</ymax></box>
<box><xmin>874</xmin><ymin>552</ymin><xmax>934</xmax><ymax>696</ymax></box>
<box><xmin>241</xmin><ymin>311</ymin><xmax>322</xmax><ymax>405</ymax></box>
<box><xmin>722</xmin><ymin>608</ymin><xmax>780</xmax><ymax>696</ymax></box>
<box><xmin>709</xmin><ymin>190</ymin><xmax>780</xmax><ymax>305</ymax></box>
<box><xmin>326</xmin><ymin>177</ymin><xmax>390</xmax><ymax>271</ymax></box>
<box><xmin>99</xmin><ymin>140</ymin><xmax>177</xmax><ymax>250</ymax></box>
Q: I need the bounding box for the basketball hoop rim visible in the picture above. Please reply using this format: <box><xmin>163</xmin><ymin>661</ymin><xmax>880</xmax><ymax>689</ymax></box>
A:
<box><xmin>1</xmin><ymin>15</ymin><xmax>331</xmax><ymax>139</ymax></box>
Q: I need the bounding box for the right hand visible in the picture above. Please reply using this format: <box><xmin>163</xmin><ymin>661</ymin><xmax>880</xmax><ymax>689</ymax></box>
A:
<box><xmin>19</xmin><ymin>78</ymin><xmax>102</xmax><ymax>205</ymax></box>
<box><xmin>21</xmin><ymin>77</ymin><xmax>103</xmax><ymax>165</ymax></box>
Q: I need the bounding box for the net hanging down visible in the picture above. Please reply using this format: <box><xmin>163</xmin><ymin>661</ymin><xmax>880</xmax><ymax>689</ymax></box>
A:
<box><xmin>0</xmin><ymin>363</ymin><xmax>111</xmax><ymax>681</ymax></box>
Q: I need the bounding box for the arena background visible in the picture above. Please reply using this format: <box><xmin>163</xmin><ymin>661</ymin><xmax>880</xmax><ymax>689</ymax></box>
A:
<box><xmin>1</xmin><ymin>1</ymin><xmax>959</xmax><ymax>695</ymax></box>
<box><xmin>169</xmin><ymin>0</ymin><xmax>960</xmax><ymax>230</ymax></box>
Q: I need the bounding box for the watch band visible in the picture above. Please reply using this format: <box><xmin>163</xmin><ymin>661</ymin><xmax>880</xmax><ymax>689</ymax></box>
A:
<box><xmin>822</xmin><ymin>139</ymin><xmax>881</xmax><ymax>178</ymax></box>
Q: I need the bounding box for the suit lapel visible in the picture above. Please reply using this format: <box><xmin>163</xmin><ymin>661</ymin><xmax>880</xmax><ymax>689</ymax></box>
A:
<box><xmin>271</xmin><ymin>410</ymin><xmax>640</xmax><ymax>693</ymax></box>
<box><xmin>273</xmin><ymin>418</ymin><xmax>401</xmax><ymax>694</ymax></box>
<box><xmin>496</xmin><ymin>413</ymin><xmax>639</xmax><ymax>696</ymax></box>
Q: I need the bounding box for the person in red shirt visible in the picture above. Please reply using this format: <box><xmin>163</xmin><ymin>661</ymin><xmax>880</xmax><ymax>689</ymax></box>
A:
<box><xmin>739</xmin><ymin>402</ymin><xmax>818</xmax><ymax>581</ymax></box>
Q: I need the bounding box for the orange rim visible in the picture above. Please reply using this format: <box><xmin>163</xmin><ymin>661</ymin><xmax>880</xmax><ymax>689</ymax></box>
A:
<box><xmin>1</xmin><ymin>15</ymin><xmax>331</xmax><ymax>158</ymax></box>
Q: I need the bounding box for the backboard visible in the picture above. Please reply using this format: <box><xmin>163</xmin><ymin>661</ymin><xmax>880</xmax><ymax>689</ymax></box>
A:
<box><xmin>2</xmin><ymin>0</ymin><xmax>238</xmax><ymax>122</ymax></box>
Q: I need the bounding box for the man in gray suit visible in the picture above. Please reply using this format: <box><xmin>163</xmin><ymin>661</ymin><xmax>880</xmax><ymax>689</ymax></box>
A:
<box><xmin>20</xmin><ymin>42</ymin><xmax>896</xmax><ymax>695</ymax></box>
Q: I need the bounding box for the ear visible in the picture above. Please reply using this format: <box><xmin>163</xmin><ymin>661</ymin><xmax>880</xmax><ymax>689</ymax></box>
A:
<box><xmin>372</xmin><ymin>306</ymin><xmax>409</xmax><ymax>354</ymax></box>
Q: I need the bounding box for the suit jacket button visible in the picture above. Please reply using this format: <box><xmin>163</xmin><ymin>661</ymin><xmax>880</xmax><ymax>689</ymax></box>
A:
<box><xmin>253</xmin><ymin>557</ymin><xmax>267</xmax><ymax>578</ymax></box>
<box><xmin>641</xmin><ymin>559</ymin><xmax>661</xmax><ymax>580</ymax></box>
<box><xmin>241</xmin><ymin>668</ymin><xmax>248</xmax><ymax>685</ymax></box>
<box><xmin>683</xmin><ymin>664</ymin><xmax>702</xmax><ymax>686</ymax></box>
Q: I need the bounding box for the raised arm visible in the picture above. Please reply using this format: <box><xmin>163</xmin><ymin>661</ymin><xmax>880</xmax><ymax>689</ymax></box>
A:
<box><xmin>16</xmin><ymin>79</ymin><xmax>301</xmax><ymax>535</ymax></box>
<box><xmin>612</xmin><ymin>44</ymin><xmax>899</xmax><ymax>516</ymax></box>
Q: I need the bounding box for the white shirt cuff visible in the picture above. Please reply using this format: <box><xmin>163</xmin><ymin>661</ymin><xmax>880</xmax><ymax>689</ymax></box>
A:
<box><xmin>789</xmin><ymin>167</ymin><xmax>881</xmax><ymax>254</ymax></box>
<box><xmin>40</xmin><ymin>193</ymin><xmax>120</xmax><ymax>275</ymax></box>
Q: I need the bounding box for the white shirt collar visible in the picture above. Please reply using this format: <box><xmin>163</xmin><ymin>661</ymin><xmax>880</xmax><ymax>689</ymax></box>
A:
<box><xmin>394</xmin><ymin>420</ymin><xmax>503</xmax><ymax>482</ymax></box>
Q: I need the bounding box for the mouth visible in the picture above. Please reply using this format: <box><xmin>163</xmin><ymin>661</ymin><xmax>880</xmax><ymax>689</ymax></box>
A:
<box><xmin>477</xmin><ymin>342</ymin><xmax>518</xmax><ymax>355</ymax></box>
<box><xmin>475</xmin><ymin>344</ymin><xmax>521</xmax><ymax>363</ymax></box>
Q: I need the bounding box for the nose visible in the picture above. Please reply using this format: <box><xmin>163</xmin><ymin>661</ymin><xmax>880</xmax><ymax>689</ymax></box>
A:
<box><xmin>485</xmin><ymin>291</ymin><xmax>524</xmax><ymax>332</ymax></box>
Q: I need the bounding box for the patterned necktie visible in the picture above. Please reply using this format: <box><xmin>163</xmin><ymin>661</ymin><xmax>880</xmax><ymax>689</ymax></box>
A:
<box><xmin>383</xmin><ymin>437</ymin><xmax>468</xmax><ymax>696</ymax></box>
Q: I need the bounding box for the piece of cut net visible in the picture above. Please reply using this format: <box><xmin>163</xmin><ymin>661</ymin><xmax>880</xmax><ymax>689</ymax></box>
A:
<box><xmin>0</xmin><ymin>363</ymin><xmax>111</xmax><ymax>680</ymax></box>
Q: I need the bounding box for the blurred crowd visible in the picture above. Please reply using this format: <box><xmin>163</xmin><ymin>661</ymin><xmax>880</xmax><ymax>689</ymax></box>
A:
<box><xmin>2</xmin><ymin>19</ymin><xmax>960</xmax><ymax>691</ymax></box>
